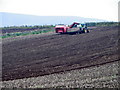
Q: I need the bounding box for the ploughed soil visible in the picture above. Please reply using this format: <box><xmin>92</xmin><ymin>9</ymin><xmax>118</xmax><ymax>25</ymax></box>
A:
<box><xmin>2</xmin><ymin>26</ymin><xmax>119</xmax><ymax>81</ymax></box>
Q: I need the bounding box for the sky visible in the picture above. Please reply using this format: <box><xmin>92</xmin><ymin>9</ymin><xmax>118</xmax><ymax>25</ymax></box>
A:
<box><xmin>0</xmin><ymin>0</ymin><xmax>119</xmax><ymax>21</ymax></box>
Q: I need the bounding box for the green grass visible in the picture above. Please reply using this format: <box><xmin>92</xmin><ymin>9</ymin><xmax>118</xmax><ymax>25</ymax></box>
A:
<box><xmin>1</xmin><ymin>29</ymin><xmax>54</xmax><ymax>39</ymax></box>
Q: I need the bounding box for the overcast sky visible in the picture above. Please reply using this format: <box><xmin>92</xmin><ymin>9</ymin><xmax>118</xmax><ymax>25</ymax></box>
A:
<box><xmin>0</xmin><ymin>0</ymin><xmax>119</xmax><ymax>21</ymax></box>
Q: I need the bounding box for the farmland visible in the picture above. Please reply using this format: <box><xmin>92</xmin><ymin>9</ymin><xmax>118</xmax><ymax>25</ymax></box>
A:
<box><xmin>2</xmin><ymin>25</ymin><xmax>119</xmax><ymax>82</ymax></box>
<box><xmin>2</xmin><ymin>61</ymin><xmax>119</xmax><ymax>88</ymax></box>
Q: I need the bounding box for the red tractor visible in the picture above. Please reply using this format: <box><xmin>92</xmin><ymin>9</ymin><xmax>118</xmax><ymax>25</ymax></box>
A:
<box><xmin>55</xmin><ymin>22</ymin><xmax>79</xmax><ymax>34</ymax></box>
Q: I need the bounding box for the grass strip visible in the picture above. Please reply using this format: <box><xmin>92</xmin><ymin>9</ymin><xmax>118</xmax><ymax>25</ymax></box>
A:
<box><xmin>1</xmin><ymin>29</ymin><xmax>54</xmax><ymax>39</ymax></box>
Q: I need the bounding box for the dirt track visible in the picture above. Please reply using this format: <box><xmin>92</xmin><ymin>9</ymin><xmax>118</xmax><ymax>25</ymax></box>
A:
<box><xmin>2</xmin><ymin>26</ymin><xmax>119</xmax><ymax>81</ymax></box>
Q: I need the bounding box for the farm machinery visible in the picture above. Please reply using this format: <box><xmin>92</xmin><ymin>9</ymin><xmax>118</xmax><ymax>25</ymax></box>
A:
<box><xmin>55</xmin><ymin>22</ymin><xmax>89</xmax><ymax>34</ymax></box>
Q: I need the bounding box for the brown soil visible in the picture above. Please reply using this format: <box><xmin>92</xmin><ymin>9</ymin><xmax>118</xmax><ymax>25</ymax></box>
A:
<box><xmin>2</xmin><ymin>26</ymin><xmax>119</xmax><ymax>81</ymax></box>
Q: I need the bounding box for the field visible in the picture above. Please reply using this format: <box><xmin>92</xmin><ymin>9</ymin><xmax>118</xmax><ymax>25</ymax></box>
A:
<box><xmin>2</xmin><ymin>61</ymin><xmax>119</xmax><ymax>88</ymax></box>
<box><xmin>2</xmin><ymin>25</ymin><xmax>119</xmax><ymax>82</ymax></box>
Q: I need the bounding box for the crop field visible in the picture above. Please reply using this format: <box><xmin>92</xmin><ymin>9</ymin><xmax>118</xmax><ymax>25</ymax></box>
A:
<box><xmin>1</xmin><ymin>26</ymin><xmax>54</xmax><ymax>38</ymax></box>
<box><xmin>2</xmin><ymin>25</ymin><xmax>119</xmax><ymax>81</ymax></box>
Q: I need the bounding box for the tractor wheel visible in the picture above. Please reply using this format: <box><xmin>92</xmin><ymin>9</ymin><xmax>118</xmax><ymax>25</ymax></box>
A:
<box><xmin>82</xmin><ymin>28</ymin><xmax>85</xmax><ymax>33</ymax></box>
<box><xmin>87</xmin><ymin>30</ymin><xmax>89</xmax><ymax>33</ymax></box>
<box><xmin>82</xmin><ymin>30</ymin><xmax>85</xmax><ymax>33</ymax></box>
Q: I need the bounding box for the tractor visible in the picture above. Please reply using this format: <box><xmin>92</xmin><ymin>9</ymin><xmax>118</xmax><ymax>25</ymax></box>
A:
<box><xmin>77</xmin><ymin>23</ymin><xmax>89</xmax><ymax>33</ymax></box>
<box><xmin>55</xmin><ymin>22</ymin><xmax>89</xmax><ymax>34</ymax></box>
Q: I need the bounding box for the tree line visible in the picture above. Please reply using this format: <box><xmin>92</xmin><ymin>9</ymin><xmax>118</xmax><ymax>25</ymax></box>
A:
<box><xmin>86</xmin><ymin>22</ymin><xmax>119</xmax><ymax>27</ymax></box>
